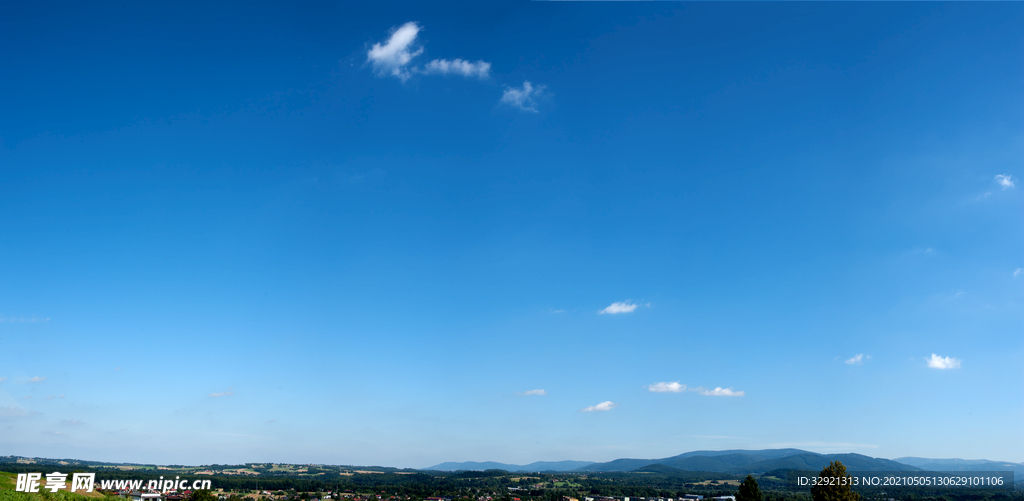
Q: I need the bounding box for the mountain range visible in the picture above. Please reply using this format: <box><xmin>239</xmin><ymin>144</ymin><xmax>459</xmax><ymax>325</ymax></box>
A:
<box><xmin>426</xmin><ymin>449</ymin><xmax>1024</xmax><ymax>475</ymax></box>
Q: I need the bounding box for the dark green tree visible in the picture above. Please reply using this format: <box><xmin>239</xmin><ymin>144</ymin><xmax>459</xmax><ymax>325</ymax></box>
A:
<box><xmin>188</xmin><ymin>490</ymin><xmax>218</xmax><ymax>501</ymax></box>
<box><xmin>811</xmin><ymin>461</ymin><xmax>859</xmax><ymax>501</ymax></box>
<box><xmin>736</xmin><ymin>475</ymin><xmax>763</xmax><ymax>501</ymax></box>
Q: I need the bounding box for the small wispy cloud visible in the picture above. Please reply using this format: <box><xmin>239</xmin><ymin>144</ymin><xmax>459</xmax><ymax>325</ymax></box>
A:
<box><xmin>209</xmin><ymin>388</ymin><xmax>235</xmax><ymax>398</ymax></box>
<box><xmin>995</xmin><ymin>174</ymin><xmax>1015</xmax><ymax>189</ymax></box>
<box><xmin>1013</xmin><ymin>268</ymin><xmax>1022</xmax><ymax>278</ymax></box>
<box><xmin>420</xmin><ymin>59</ymin><xmax>490</xmax><ymax>79</ymax></box>
<box><xmin>60</xmin><ymin>419</ymin><xmax>84</xmax><ymax>425</ymax></box>
<box><xmin>367</xmin><ymin>22</ymin><xmax>491</xmax><ymax>82</ymax></box>
<box><xmin>581</xmin><ymin>401</ymin><xmax>617</xmax><ymax>412</ymax></box>
<box><xmin>647</xmin><ymin>381</ymin><xmax>686</xmax><ymax>393</ymax></box>
<box><xmin>697</xmin><ymin>387</ymin><xmax>745</xmax><ymax>397</ymax></box>
<box><xmin>926</xmin><ymin>353</ymin><xmax>961</xmax><ymax>370</ymax></box>
<box><xmin>517</xmin><ymin>389</ymin><xmax>547</xmax><ymax>396</ymax></box>
<box><xmin>0</xmin><ymin>377</ymin><xmax>7</xmax><ymax>383</ymax></box>
<box><xmin>599</xmin><ymin>301</ymin><xmax>638</xmax><ymax>315</ymax></box>
<box><xmin>845</xmin><ymin>354</ymin><xmax>870</xmax><ymax>365</ymax></box>
<box><xmin>45</xmin><ymin>394</ymin><xmax>65</xmax><ymax>400</ymax></box>
<box><xmin>28</xmin><ymin>377</ymin><xmax>45</xmax><ymax>383</ymax></box>
<box><xmin>500</xmin><ymin>81</ymin><xmax>547</xmax><ymax>113</ymax></box>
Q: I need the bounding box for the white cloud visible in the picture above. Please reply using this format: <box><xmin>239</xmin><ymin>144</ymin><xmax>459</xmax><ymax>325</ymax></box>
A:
<box><xmin>599</xmin><ymin>301</ymin><xmax>638</xmax><ymax>315</ymax></box>
<box><xmin>421</xmin><ymin>59</ymin><xmax>490</xmax><ymax>79</ymax></box>
<box><xmin>845</xmin><ymin>354</ymin><xmax>869</xmax><ymax>365</ymax></box>
<box><xmin>28</xmin><ymin>376</ymin><xmax>45</xmax><ymax>383</ymax></box>
<box><xmin>209</xmin><ymin>388</ymin><xmax>235</xmax><ymax>397</ymax></box>
<box><xmin>647</xmin><ymin>381</ymin><xmax>686</xmax><ymax>393</ymax></box>
<box><xmin>926</xmin><ymin>353</ymin><xmax>961</xmax><ymax>370</ymax></box>
<box><xmin>995</xmin><ymin>174</ymin><xmax>1015</xmax><ymax>189</ymax></box>
<box><xmin>581</xmin><ymin>401</ymin><xmax>617</xmax><ymax>412</ymax></box>
<box><xmin>500</xmin><ymin>81</ymin><xmax>547</xmax><ymax>113</ymax></box>
<box><xmin>1014</xmin><ymin>268</ymin><xmax>1021</xmax><ymax>278</ymax></box>
<box><xmin>697</xmin><ymin>387</ymin><xmax>745</xmax><ymax>397</ymax></box>
<box><xmin>367</xmin><ymin>22</ymin><xmax>423</xmax><ymax>81</ymax></box>
<box><xmin>518</xmin><ymin>389</ymin><xmax>547</xmax><ymax>396</ymax></box>
<box><xmin>367</xmin><ymin>23</ymin><xmax>492</xmax><ymax>83</ymax></box>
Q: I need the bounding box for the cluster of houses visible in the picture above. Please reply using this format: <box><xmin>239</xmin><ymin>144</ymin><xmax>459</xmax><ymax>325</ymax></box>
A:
<box><xmin>117</xmin><ymin>490</ymin><xmax>738</xmax><ymax>501</ymax></box>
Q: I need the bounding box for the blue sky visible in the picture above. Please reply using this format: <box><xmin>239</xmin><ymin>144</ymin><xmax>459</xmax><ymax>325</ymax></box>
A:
<box><xmin>1</xmin><ymin>1</ymin><xmax>1022</xmax><ymax>468</ymax></box>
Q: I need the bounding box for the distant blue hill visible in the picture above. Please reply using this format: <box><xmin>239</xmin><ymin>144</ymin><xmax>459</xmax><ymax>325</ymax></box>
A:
<box><xmin>577</xmin><ymin>450</ymin><xmax>919</xmax><ymax>473</ymax></box>
<box><xmin>895</xmin><ymin>457</ymin><xmax>1024</xmax><ymax>476</ymax></box>
<box><xmin>425</xmin><ymin>460</ymin><xmax>595</xmax><ymax>472</ymax></box>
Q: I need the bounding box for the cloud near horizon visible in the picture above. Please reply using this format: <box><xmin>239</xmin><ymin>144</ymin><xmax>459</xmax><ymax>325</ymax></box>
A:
<box><xmin>368</xmin><ymin>22</ymin><xmax>490</xmax><ymax>82</ymax></box>
<box><xmin>647</xmin><ymin>381</ymin><xmax>686</xmax><ymax>393</ymax></box>
<box><xmin>28</xmin><ymin>376</ymin><xmax>45</xmax><ymax>383</ymax></box>
<box><xmin>926</xmin><ymin>353</ymin><xmax>961</xmax><ymax>370</ymax></box>
<box><xmin>697</xmin><ymin>387</ymin><xmax>745</xmax><ymax>397</ymax></box>
<box><xmin>0</xmin><ymin>406</ymin><xmax>39</xmax><ymax>418</ymax></box>
<box><xmin>517</xmin><ymin>389</ymin><xmax>547</xmax><ymax>396</ymax></box>
<box><xmin>581</xmin><ymin>401</ymin><xmax>617</xmax><ymax>412</ymax></box>
<box><xmin>599</xmin><ymin>301</ymin><xmax>638</xmax><ymax>314</ymax></box>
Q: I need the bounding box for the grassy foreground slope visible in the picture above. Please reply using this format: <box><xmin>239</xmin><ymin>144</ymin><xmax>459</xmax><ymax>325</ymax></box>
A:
<box><xmin>0</xmin><ymin>472</ymin><xmax>118</xmax><ymax>501</ymax></box>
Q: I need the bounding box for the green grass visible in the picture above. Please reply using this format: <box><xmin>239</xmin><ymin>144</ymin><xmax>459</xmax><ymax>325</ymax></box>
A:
<box><xmin>0</xmin><ymin>489</ymin><xmax>119</xmax><ymax>501</ymax></box>
<box><xmin>0</xmin><ymin>473</ymin><xmax>118</xmax><ymax>501</ymax></box>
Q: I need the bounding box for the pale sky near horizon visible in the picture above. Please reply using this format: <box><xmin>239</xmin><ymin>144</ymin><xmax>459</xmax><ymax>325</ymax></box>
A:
<box><xmin>1</xmin><ymin>1</ymin><xmax>1022</xmax><ymax>468</ymax></box>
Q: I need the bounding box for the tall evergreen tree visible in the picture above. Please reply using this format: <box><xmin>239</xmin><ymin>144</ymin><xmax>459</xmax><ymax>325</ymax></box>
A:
<box><xmin>736</xmin><ymin>475</ymin><xmax>763</xmax><ymax>501</ymax></box>
<box><xmin>811</xmin><ymin>461</ymin><xmax>860</xmax><ymax>501</ymax></box>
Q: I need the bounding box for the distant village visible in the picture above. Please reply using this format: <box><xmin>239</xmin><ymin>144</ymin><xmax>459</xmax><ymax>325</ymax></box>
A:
<box><xmin>115</xmin><ymin>489</ymin><xmax>738</xmax><ymax>501</ymax></box>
